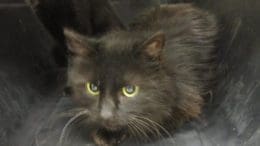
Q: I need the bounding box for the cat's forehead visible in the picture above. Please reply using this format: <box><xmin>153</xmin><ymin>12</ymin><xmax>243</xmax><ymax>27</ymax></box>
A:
<box><xmin>74</xmin><ymin>53</ymin><xmax>145</xmax><ymax>85</ymax></box>
<box><xmin>99</xmin><ymin>31</ymin><xmax>142</xmax><ymax>52</ymax></box>
<box><xmin>69</xmin><ymin>32</ymin><xmax>151</xmax><ymax>84</ymax></box>
<box><xmin>71</xmin><ymin>58</ymin><xmax>145</xmax><ymax>86</ymax></box>
<box><xmin>89</xmin><ymin>44</ymin><xmax>145</xmax><ymax>82</ymax></box>
<box><xmin>95</xmin><ymin>52</ymin><xmax>141</xmax><ymax>78</ymax></box>
<box><xmin>93</xmin><ymin>34</ymin><xmax>142</xmax><ymax>71</ymax></box>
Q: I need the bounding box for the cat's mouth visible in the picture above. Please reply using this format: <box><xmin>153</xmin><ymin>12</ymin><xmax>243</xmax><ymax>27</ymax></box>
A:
<box><xmin>99</xmin><ymin>117</ymin><xmax>126</xmax><ymax>132</ymax></box>
<box><xmin>98</xmin><ymin>127</ymin><xmax>127</xmax><ymax>137</ymax></box>
<box><xmin>92</xmin><ymin>127</ymin><xmax>128</xmax><ymax>145</ymax></box>
<box><xmin>102</xmin><ymin>122</ymin><xmax>125</xmax><ymax>131</ymax></box>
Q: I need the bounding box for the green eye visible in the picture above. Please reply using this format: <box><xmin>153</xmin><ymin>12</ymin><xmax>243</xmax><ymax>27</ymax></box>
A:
<box><xmin>122</xmin><ymin>85</ymin><xmax>139</xmax><ymax>98</ymax></box>
<box><xmin>86</xmin><ymin>82</ymin><xmax>100</xmax><ymax>96</ymax></box>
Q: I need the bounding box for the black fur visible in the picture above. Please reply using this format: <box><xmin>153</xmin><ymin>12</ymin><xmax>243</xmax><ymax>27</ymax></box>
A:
<box><xmin>64</xmin><ymin>4</ymin><xmax>218</xmax><ymax>146</ymax></box>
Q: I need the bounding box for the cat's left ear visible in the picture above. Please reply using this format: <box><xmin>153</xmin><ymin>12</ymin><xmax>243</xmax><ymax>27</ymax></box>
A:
<box><xmin>141</xmin><ymin>32</ymin><xmax>165</xmax><ymax>59</ymax></box>
<box><xmin>63</xmin><ymin>28</ymin><xmax>91</xmax><ymax>56</ymax></box>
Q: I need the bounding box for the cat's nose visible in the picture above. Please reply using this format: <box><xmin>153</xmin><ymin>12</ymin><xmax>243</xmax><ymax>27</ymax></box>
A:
<box><xmin>100</xmin><ymin>102</ymin><xmax>119</xmax><ymax>130</ymax></box>
<box><xmin>100</xmin><ymin>106</ymin><xmax>113</xmax><ymax>120</ymax></box>
<box><xmin>100</xmin><ymin>98</ymin><xmax>115</xmax><ymax>120</ymax></box>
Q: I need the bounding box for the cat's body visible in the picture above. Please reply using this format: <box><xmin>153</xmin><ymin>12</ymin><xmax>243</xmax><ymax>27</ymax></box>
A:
<box><xmin>64</xmin><ymin>4</ymin><xmax>217</xmax><ymax>146</ymax></box>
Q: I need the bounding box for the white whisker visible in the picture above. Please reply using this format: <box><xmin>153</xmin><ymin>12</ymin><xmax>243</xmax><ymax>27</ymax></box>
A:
<box><xmin>58</xmin><ymin>110</ymin><xmax>90</xmax><ymax>146</ymax></box>
<box><xmin>132</xmin><ymin>115</ymin><xmax>176</xmax><ymax>145</ymax></box>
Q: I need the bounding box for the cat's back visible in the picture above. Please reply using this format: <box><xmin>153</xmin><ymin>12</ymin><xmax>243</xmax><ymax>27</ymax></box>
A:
<box><xmin>130</xmin><ymin>4</ymin><xmax>217</xmax><ymax>37</ymax></box>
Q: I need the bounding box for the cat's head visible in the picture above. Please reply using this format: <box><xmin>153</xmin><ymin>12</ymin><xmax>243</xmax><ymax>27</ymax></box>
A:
<box><xmin>64</xmin><ymin>28</ymin><xmax>202</xmax><ymax>137</ymax></box>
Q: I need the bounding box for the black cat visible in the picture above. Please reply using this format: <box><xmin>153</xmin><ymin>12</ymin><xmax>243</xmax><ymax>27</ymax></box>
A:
<box><xmin>63</xmin><ymin>4</ymin><xmax>218</xmax><ymax>146</ymax></box>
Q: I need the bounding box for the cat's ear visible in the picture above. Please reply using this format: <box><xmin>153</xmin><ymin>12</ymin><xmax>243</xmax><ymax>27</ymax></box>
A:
<box><xmin>141</xmin><ymin>32</ymin><xmax>165</xmax><ymax>59</ymax></box>
<box><xmin>63</xmin><ymin>28</ymin><xmax>91</xmax><ymax>56</ymax></box>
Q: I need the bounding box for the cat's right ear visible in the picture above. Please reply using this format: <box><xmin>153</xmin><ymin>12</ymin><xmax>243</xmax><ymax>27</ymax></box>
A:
<box><xmin>140</xmin><ymin>32</ymin><xmax>165</xmax><ymax>59</ymax></box>
<box><xmin>63</xmin><ymin>28</ymin><xmax>91</xmax><ymax>56</ymax></box>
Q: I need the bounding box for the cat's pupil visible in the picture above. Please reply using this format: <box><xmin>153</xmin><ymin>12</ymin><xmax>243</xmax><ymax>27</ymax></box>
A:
<box><xmin>90</xmin><ymin>83</ymin><xmax>98</xmax><ymax>91</ymax></box>
<box><xmin>125</xmin><ymin>85</ymin><xmax>135</xmax><ymax>93</ymax></box>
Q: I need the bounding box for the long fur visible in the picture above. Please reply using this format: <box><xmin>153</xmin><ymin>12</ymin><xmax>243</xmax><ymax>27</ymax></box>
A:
<box><xmin>65</xmin><ymin>4</ymin><xmax>218</xmax><ymax>145</ymax></box>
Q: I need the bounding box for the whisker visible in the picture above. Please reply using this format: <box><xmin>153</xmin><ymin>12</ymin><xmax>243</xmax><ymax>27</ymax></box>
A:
<box><xmin>129</xmin><ymin>119</ymin><xmax>149</xmax><ymax>143</ymax></box>
<box><xmin>132</xmin><ymin>115</ymin><xmax>175</xmax><ymax>145</ymax></box>
<box><xmin>127</xmin><ymin>122</ymin><xmax>141</xmax><ymax>144</ymax></box>
<box><xmin>45</xmin><ymin>107</ymin><xmax>87</xmax><ymax>130</ymax></box>
<box><xmin>129</xmin><ymin>117</ymin><xmax>152</xmax><ymax>143</ymax></box>
<box><xmin>129</xmin><ymin>120</ymin><xmax>143</xmax><ymax>139</ymax></box>
<box><xmin>127</xmin><ymin>122</ymin><xmax>138</xmax><ymax>138</ymax></box>
<box><xmin>57</xmin><ymin>108</ymin><xmax>87</xmax><ymax>118</ymax></box>
<box><xmin>132</xmin><ymin>116</ymin><xmax>163</xmax><ymax>139</ymax></box>
<box><xmin>58</xmin><ymin>110</ymin><xmax>90</xmax><ymax>146</ymax></box>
